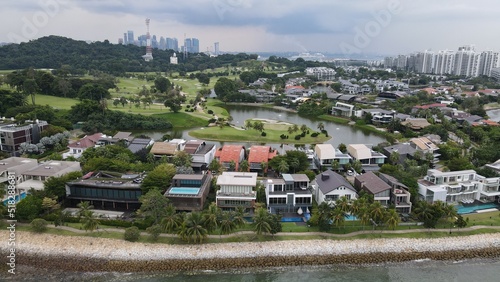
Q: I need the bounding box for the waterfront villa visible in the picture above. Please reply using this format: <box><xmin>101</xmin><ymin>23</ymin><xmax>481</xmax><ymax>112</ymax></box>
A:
<box><xmin>183</xmin><ymin>140</ymin><xmax>216</xmax><ymax>171</ymax></box>
<box><xmin>347</xmin><ymin>144</ymin><xmax>386</xmax><ymax>170</ymax></box>
<box><xmin>17</xmin><ymin>160</ymin><xmax>81</xmax><ymax>192</ymax></box>
<box><xmin>63</xmin><ymin>133</ymin><xmax>102</xmax><ymax>159</ymax></box>
<box><xmin>418</xmin><ymin>169</ymin><xmax>500</xmax><ymax>204</ymax></box>
<box><xmin>216</xmin><ymin>172</ymin><xmax>257</xmax><ymax>211</ymax></box>
<box><xmin>214</xmin><ymin>145</ymin><xmax>246</xmax><ymax>171</ymax></box>
<box><xmin>354</xmin><ymin>172</ymin><xmax>392</xmax><ymax>207</ymax></box>
<box><xmin>247</xmin><ymin>145</ymin><xmax>277</xmax><ymax>174</ymax></box>
<box><xmin>164</xmin><ymin>173</ymin><xmax>212</xmax><ymax>211</ymax></box>
<box><xmin>312</xmin><ymin>169</ymin><xmax>357</xmax><ymax>205</ymax></box>
<box><xmin>314</xmin><ymin>144</ymin><xmax>352</xmax><ymax>170</ymax></box>
<box><xmin>0</xmin><ymin>157</ymin><xmax>38</xmax><ymax>203</ymax></box>
<box><xmin>379</xmin><ymin>173</ymin><xmax>412</xmax><ymax>213</ymax></box>
<box><xmin>265</xmin><ymin>173</ymin><xmax>313</xmax><ymax>215</ymax></box>
<box><xmin>65</xmin><ymin>171</ymin><xmax>142</xmax><ymax>211</ymax></box>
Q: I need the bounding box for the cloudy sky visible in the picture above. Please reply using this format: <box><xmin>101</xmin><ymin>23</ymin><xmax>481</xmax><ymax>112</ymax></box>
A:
<box><xmin>1</xmin><ymin>0</ymin><xmax>499</xmax><ymax>56</ymax></box>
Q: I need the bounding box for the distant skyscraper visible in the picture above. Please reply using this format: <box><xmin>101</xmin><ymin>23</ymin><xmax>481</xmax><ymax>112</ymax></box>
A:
<box><xmin>118</xmin><ymin>38</ymin><xmax>124</xmax><ymax>45</ymax></box>
<box><xmin>478</xmin><ymin>51</ymin><xmax>500</xmax><ymax>76</ymax></box>
<box><xmin>142</xmin><ymin>18</ymin><xmax>153</xmax><ymax>62</ymax></box>
<box><xmin>123</xmin><ymin>33</ymin><xmax>128</xmax><ymax>44</ymax></box>
<box><xmin>166</xmin><ymin>37</ymin><xmax>178</xmax><ymax>51</ymax></box>
<box><xmin>192</xmin><ymin>38</ymin><xmax>199</xmax><ymax>53</ymax></box>
<box><xmin>184</xmin><ymin>38</ymin><xmax>199</xmax><ymax>53</ymax></box>
<box><xmin>127</xmin><ymin>30</ymin><xmax>134</xmax><ymax>45</ymax></box>
<box><xmin>159</xmin><ymin>36</ymin><xmax>166</xmax><ymax>50</ymax></box>
<box><xmin>214</xmin><ymin>42</ymin><xmax>220</xmax><ymax>56</ymax></box>
<box><xmin>170</xmin><ymin>53</ymin><xmax>178</xmax><ymax>64</ymax></box>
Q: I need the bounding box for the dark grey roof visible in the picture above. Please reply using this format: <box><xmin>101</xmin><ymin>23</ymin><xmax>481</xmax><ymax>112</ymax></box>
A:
<box><xmin>383</xmin><ymin>143</ymin><xmax>416</xmax><ymax>156</ymax></box>
<box><xmin>315</xmin><ymin>169</ymin><xmax>355</xmax><ymax>194</ymax></box>
<box><xmin>355</xmin><ymin>172</ymin><xmax>391</xmax><ymax>194</ymax></box>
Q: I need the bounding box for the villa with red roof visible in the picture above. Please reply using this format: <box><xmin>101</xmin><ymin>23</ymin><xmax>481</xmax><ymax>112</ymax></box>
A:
<box><xmin>411</xmin><ymin>103</ymin><xmax>448</xmax><ymax>113</ymax></box>
<box><xmin>63</xmin><ymin>133</ymin><xmax>102</xmax><ymax>159</ymax></box>
<box><xmin>247</xmin><ymin>145</ymin><xmax>277</xmax><ymax>174</ymax></box>
<box><xmin>214</xmin><ymin>145</ymin><xmax>246</xmax><ymax>171</ymax></box>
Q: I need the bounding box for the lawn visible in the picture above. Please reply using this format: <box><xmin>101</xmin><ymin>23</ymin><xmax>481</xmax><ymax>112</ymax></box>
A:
<box><xmin>152</xmin><ymin>112</ymin><xmax>208</xmax><ymax>129</ymax></box>
<box><xmin>189</xmin><ymin>122</ymin><xmax>331</xmax><ymax>144</ymax></box>
<box><xmin>464</xmin><ymin>210</ymin><xmax>500</xmax><ymax>226</ymax></box>
<box><xmin>36</xmin><ymin>94</ymin><xmax>79</xmax><ymax>109</ymax></box>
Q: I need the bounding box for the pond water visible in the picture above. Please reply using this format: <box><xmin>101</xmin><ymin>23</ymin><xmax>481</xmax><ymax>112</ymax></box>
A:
<box><xmin>138</xmin><ymin>105</ymin><xmax>386</xmax><ymax>148</ymax></box>
<box><xmin>487</xmin><ymin>109</ymin><xmax>500</xmax><ymax>122</ymax></box>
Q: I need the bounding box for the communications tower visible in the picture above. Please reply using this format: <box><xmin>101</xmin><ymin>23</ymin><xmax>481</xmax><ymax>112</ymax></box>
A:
<box><xmin>142</xmin><ymin>18</ymin><xmax>153</xmax><ymax>61</ymax></box>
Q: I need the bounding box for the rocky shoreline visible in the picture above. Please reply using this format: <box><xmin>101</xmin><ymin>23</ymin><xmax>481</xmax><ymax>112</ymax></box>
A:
<box><xmin>5</xmin><ymin>231</ymin><xmax>500</xmax><ymax>272</ymax></box>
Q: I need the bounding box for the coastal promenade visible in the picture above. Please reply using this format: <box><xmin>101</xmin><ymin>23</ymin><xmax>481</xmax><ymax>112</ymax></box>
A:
<box><xmin>3</xmin><ymin>227</ymin><xmax>500</xmax><ymax>272</ymax></box>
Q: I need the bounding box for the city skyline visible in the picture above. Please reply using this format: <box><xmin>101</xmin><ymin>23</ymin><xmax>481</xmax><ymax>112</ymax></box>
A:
<box><xmin>1</xmin><ymin>1</ymin><xmax>500</xmax><ymax>55</ymax></box>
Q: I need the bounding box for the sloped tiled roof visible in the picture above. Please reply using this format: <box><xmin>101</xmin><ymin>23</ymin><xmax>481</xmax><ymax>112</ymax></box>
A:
<box><xmin>216</xmin><ymin>145</ymin><xmax>245</xmax><ymax>169</ymax></box>
<box><xmin>355</xmin><ymin>172</ymin><xmax>391</xmax><ymax>194</ymax></box>
<box><xmin>68</xmin><ymin>133</ymin><xmax>102</xmax><ymax>149</ymax></box>
<box><xmin>248</xmin><ymin>146</ymin><xmax>277</xmax><ymax>164</ymax></box>
<box><xmin>315</xmin><ymin>169</ymin><xmax>355</xmax><ymax>194</ymax></box>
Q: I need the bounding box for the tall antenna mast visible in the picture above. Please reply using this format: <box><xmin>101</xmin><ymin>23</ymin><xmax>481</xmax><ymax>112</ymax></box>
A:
<box><xmin>142</xmin><ymin>18</ymin><xmax>153</xmax><ymax>61</ymax></box>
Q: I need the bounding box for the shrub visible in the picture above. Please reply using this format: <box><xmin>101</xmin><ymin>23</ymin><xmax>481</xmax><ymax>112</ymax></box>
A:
<box><xmin>207</xmin><ymin>109</ymin><xmax>214</xmax><ymax>114</ymax></box>
<box><xmin>294</xmin><ymin>135</ymin><xmax>301</xmax><ymax>140</ymax></box>
<box><xmin>208</xmin><ymin>118</ymin><xmax>216</xmax><ymax>123</ymax></box>
<box><xmin>146</xmin><ymin>224</ymin><xmax>162</xmax><ymax>241</ymax></box>
<box><xmin>124</xmin><ymin>226</ymin><xmax>141</xmax><ymax>242</ymax></box>
<box><xmin>280</xmin><ymin>134</ymin><xmax>287</xmax><ymax>139</ymax></box>
<box><xmin>300</xmin><ymin>132</ymin><xmax>306</xmax><ymax>137</ymax></box>
<box><xmin>186</xmin><ymin>105</ymin><xmax>191</xmax><ymax>109</ymax></box>
<box><xmin>30</xmin><ymin>218</ymin><xmax>48</xmax><ymax>233</ymax></box>
<box><xmin>261</xmin><ymin>132</ymin><xmax>267</xmax><ymax>137</ymax></box>
<box><xmin>311</xmin><ymin>132</ymin><xmax>319</xmax><ymax>137</ymax></box>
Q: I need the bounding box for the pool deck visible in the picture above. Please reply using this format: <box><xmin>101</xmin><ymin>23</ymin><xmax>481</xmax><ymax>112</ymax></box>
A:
<box><xmin>476</xmin><ymin>208</ymin><xmax>500</xmax><ymax>213</ymax></box>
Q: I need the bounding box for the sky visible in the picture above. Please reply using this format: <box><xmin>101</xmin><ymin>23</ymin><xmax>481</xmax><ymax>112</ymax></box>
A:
<box><xmin>1</xmin><ymin>0</ymin><xmax>499</xmax><ymax>56</ymax></box>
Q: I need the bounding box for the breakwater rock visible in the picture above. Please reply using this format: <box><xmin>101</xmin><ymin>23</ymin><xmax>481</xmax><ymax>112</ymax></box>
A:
<box><xmin>4</xmin><ymin>231</ymin><xmax>500</xmax><ymax>272</ymax></box>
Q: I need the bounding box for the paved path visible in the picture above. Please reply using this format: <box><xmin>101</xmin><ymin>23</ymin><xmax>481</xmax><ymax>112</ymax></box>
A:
<box><xmin>36</xmin><ymin>224</ymin><xmax>500</xmax><ymax>239</ymax></box>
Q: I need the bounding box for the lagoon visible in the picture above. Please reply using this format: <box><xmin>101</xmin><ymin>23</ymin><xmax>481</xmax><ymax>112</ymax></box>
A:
<box><xmin>140</xmin><ymin>106</ymin><xmax>386</xmax><ymax>147</ymax></box>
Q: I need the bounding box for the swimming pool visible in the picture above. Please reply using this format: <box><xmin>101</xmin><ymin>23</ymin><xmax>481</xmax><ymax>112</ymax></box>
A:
<box><xmin>281</xmin><ymin>217</ymin><xmax>304</xmax><ymax>222</ymax></box>
<box><xmin>168</xmin><ymin>187</ymin><xmax>200</xmax><ymax>195</ymax></box>
<box><xmin>2</xmin><ymin>192</ymin><xmax>27</xmax><ymax>206</ymax></box>
<box><xmin>345</xmin><ymin>215</ymin><xmax>358</xmax><ymax>221</ymax></box>
<box><xmin>457</xmin><ymin>203</ymin><xmax>499</xmax><ymax>214</ymax></box>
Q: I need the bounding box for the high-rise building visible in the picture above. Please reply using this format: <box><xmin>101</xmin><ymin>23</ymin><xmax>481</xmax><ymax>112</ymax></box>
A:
<box><xmin>214</xmin><ymin>42</ymin><xmax>220</xmax><ymax>56</ymax></box>
<box><xmin>434</xmin><ymin>50</ymin><xmax>455</xmax><ymax>75</ymax></box>
<box><xmin>478</xmin><ymin>51</ymin><xmax>500</xmax><ymax>76</ymax></box>
<box><xmin>184</xmin><ymin>38</ymin><xmax>199</xmax><ymax>53</ymax></box>
<box><xmin>123</xmin><ymin>33</ymin><xmax>128</xmax><ymax>44</ymax></box>
<box><xmin>127</xmin><ymin>30</ymin><xmax>134</xmax><ymax>45</ymax></box>
<box><xmin>166</xmin><ymin>38</ymin><xmax>178</xmax><ymax>51</ymax></box>
<box><xmin>159</xmin><ymin>37</ymin><xmax>166</xmax><ymax>50</ymax></box>
<box><xmin>453</xmin><ymin>46</ymin><xmax>480</xmax><ymax>77</ymax></box>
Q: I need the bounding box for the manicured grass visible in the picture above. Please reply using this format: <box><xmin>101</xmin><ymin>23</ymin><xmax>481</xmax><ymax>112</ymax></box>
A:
<box><xmin>153</xmin><ymin>112</ymin><xmax>208</xmax><ymax>129</ymax></box>
<box><xmin>36</xmin><ymin>94</ymin><xmax>79</xmax><ymax>109</ymax></box>
<box><xmin>464</xmin><ymin>210</ymin><xmax>500</xmax><ymax>226</ymax></box>
<box><xmin>204</xmin><ymin>99</ymin><xmax>230</xmax><ymax>117</ymax></box>
<box><xmin>317</xmin><ymin>114</ymin><xmax>351</xmax><ymax>124</ymax></box>
<box><xmin>189</xmin><ymin>123</ymin><xmax>331</xmax><ymax>144</ymax></box>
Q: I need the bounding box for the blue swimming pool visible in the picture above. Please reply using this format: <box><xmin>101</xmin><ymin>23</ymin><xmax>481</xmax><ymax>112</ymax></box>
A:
<box><xmin>345</xmin><ymin>215</ymin><xmax>358</xmax><ymax>221</ymax></box>
<box><xmin>457</xmin><ymin>203</ymin><xmax>499</xmax><ymax>214</ymax></box>
<box><xmin>2</xmin><ymin>192</ymin><xmax>27</xmax><ymax>206</ymax></box>
<box><xmin>281</xmin><ymin>217</ymin><xmax>304</xmax><ymax>222</ymax></box>
<box><xmin>168</xmin><ymin>187</ymin><xmax>200</xmax><ymax>195</ymax></box>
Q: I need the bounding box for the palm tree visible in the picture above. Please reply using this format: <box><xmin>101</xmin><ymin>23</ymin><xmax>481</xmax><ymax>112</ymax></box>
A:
<box><xmin>239</xmin><ymin>160</ymin><xmax>249</xmax><ymax>172</ymax></box>
<box><xmin>253</xmin><ymin>207</ymin><xmax>271</xmax><ymax>235</ymax></box>
<box><xmin>385</xmin><ymin>209</ymin><xmax>400</xmax><ymax>230</ymax></box>
<box><xmin>357</xmin><ymin>206</ymin><xmax>371</xmax><ymax>231</ymax></box>
<box><xmin>300</xmin><ymin>124</ymin><xmax>308</xmax><ymax>133</ymax></box>
<box><xmin>228</xmin><ymin>160</ymin><xmax>236</xmax><ymax>171</ymax></box>
<box><xmin>232</xmin><ymin>206</ymin><xmax>247</xmax><ymax>228</ymax></box>
<box><xmin>389</xmin><ymin>151</ymin><xmax>400</xmax><ymax>165</ymax></box>
<box><xmin>77</xmin><ymin>201</ymin><xmax>94</xmax><ymax>219</ymax></box>
<box><xmin>81</xmin><ymin>211</ymin><xmax>99</xmax><ymax>232</ymax></box>
<box><xmin>203</xmin><ymin>203</ymin><xmax>221</xmax><ymax>233</ymax></box>
<box><xmin>245</xmin><ymin>120</ymin><xmax>253</xmax><ymax>129</ymax></box>
<box><xmin>184</xmin><ymin>212</ymin><xmax>208</xmax><ymax>243</ymax></box>
<box><xmin>289</xmin><ymin>158</ymin><xmax>300</xmax><ymax>173</ymax></box>
<box><xmin>287</xmin><ymin>126</ymin><xmax>294</xmax><ymax>135</ymax></box>
<box><xmin>331</xmin><ymin>207</ymin><xmax>346</xmax><ymax>229</ymax></box>
<box><xmin>317</xmin><ymin>122</ymin><xmax>325</xmax><ymax>132</ymax></box>
<box><xmin>413</xmin><ymin>201</ymin><xmax>434</xmax><ymax>222</ymax></box>
<box><xmin>219</xmin><ymin>211</ymin><xmax>237</xmax><ymax>238</ymax></box>
<box><xmin>331</xmin><ymin>160</ymin><xmax>340</xmax><ymax>171</ymax></box>
<box><xmin>277</xmin><ymin>160</ymin><xmax>289</xmax><ymax>175</ymax></box>
<box><xmin>292</xmin><ymin>124</ymin><xmax>299</xmax><ymax>133</ymax></box>
<box><xmin>370</xmin><ymin>201</ymin><xmax>386</xmax><ymax>224</ymax></box>
<box><xmin>335</xmin><ymin>196</ymin><xmax>351</xmax><ymax>215</ymax></box>
<box><xmin>443</xmin><ymin>203</ymin><xmax>458</xmax><ymax>232</ymax></box>
<box><xmin>160</xmin><ymin>204</ymin><xmax>181</xmax><ymax>233</ymax></box>
<box><xmin>351</xmin><ymin>197</ymin><xmax>367</xmax><ymax>217</ymax></box>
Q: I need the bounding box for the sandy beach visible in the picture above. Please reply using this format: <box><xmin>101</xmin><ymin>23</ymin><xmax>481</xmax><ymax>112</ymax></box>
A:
<box><xmin>4</xmin><ymin>231</ymin><xmax>500</xmax><ymax>272</ymax></box>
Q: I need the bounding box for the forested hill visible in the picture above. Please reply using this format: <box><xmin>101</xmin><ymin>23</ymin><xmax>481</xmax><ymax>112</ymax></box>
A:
<box><xmin>0</xmin><ymin>36</ymin><xmax>258</xmax><ymax>75</ymax></box>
